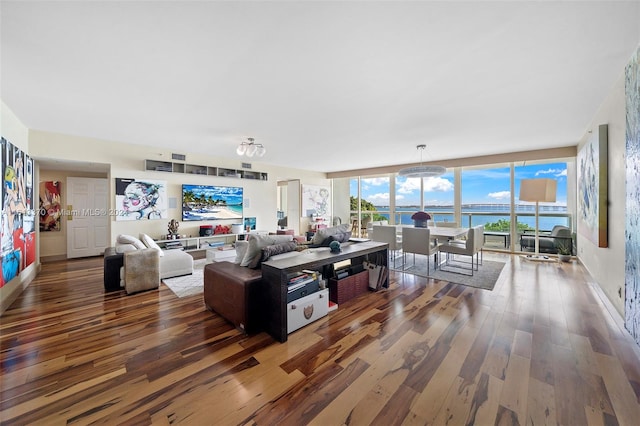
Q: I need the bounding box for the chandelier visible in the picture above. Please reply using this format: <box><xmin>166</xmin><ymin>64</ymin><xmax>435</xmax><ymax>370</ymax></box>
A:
<box><xmin>236</xmin><ymin>137</ymin><xmax>266</xmax><ymax>157</ymax></box>
<box><xmin>398</xmin><ymin>144</ymin><xmax>446</xmax><ymax>178</ymax></box>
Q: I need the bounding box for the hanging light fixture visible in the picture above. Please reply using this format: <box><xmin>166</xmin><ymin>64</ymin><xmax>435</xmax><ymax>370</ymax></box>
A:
<box><xmin>398</xmin><ymin>144</ymin><xmax>446</xmax><ymax>177</ymax></box>
<box><xmin>236</xmin><ymin>137</ymin><xmax>266</xmax><ymax>157</ymax></box>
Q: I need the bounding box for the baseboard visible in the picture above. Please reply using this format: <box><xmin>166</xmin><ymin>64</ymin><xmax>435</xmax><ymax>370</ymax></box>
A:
<box><xmin>40</xmin><ymin>254</ymin><xmax>70</xmax><ymax>263</ymax></box>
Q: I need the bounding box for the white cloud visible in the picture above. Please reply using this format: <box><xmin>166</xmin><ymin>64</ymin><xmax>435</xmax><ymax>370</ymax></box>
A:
<box><xmin>367</xmin><ymin>192</ymin><xmax>390</xmax><ymax>202</ymax></box>
<box><xmin>362</xmin><ymin>177</ymin><xmax>388</xmax><ymax>186</ymax></box>
<box><xmin>424</xmin><ymin>177</ymin><xmax>454</xmax><ymax>192</ymax></box>
<box><xmin>488</xmin><ymin>191</ymin><xmax>510</xmax><ymax>200</ymax></box>
<box><xmin>397</xmin><ymin>177</ymin><xmax>421</xmax><ymax>194</ymax></box>
<box><xmin>534</xmin><ymin>167</ymin><xmax>567</xmax><ymax>178</ymax></box>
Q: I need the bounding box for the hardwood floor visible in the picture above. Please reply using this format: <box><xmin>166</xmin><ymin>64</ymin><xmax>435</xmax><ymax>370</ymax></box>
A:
<box><xmin>2</xmin><ymin>253</ymin><xmax>640</xmax><ymax>425</ymax></box>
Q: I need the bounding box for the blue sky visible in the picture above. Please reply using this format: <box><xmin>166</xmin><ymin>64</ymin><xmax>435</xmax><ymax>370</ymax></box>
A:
<box><xmin>351</xmin><ymin>162</ymin><xmax>568</xmax><ymax>207</ymax></box>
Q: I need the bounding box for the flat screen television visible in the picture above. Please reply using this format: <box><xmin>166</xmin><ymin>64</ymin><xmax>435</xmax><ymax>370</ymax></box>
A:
<box><xmin>182</xmin><ymin>184</ymin><xmax>243</xmax><ymax>221</ymax></box>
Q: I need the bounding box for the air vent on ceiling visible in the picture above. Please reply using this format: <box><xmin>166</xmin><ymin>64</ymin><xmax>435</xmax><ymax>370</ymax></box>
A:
<box><xmin>172</xmin><ymin>153</ymin><xmax>186</xmax><ymax>161</ymax></box>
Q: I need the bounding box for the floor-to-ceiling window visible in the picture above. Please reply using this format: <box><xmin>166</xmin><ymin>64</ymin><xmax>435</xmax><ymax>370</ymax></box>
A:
<box><xmin>350</xmin><ymin>176</ymin><xmax>391</xmax><ymax>235</ymax></box>
<box><xmin>347</xmin><ymin>157</ymin><xmax>574</xmax><ymax>252</ymax></box>
<box><xmin>461</xmin><ymin>164</ymin><xmax>513</xmax><ymax>248</ymax></box>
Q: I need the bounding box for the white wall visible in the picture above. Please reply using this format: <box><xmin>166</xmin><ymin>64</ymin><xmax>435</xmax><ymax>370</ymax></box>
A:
<box><xmin>332</xmin><ymin>177</ymin><xmax>351</xmax><ymax>226</ymax></box>
<box><xmin>0</xmin><ymin>101</ymin><xmax>37</xmax><ymax>314</ymax></box>
<box><xmin>576</xmin><ymin>71</ymin><xmax>627</xmax><ymax>316</ymax></box>
<box><xmin>28</xmin><ymin>131</ymin><xmax>329</xmax><ymax>251</ymax></box>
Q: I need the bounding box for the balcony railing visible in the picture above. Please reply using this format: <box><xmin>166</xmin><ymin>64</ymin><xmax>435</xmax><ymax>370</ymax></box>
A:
<box><xmin>351</xmin><ymin>210</ymin><xmax>573</xmax><ymax>252</ymax></box>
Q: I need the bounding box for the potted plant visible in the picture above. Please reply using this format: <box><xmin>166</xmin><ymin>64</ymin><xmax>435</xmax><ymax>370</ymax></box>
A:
<box><xmin>557</xmin><ymin>241</ymin><xmax>572</xmax><ymax>262</ymax></box>
<box><xmin>411</xmin><ymin>211</ymin><xmax>431</xmax><ymax>228</ymax></box>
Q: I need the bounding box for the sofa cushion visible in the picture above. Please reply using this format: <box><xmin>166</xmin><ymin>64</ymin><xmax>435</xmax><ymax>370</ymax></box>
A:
<box><xmin>115</xmin><ymin>243</ymin><xmax>138</xmax><ymax>254</ymax></box>
<box><xmin>320</xmin><ymin>231</ymin><xmax>351</xmax><ymax>246</ymax></box>
<box><xmin>160</xmin><ymin>249</ymin><xmax>194</xmax><ymax>279</ymax></box>
<box><xmin>117</xmin><ymin>234</ymin><xmax>146</xmax><ymax>250</ymax></box>
<box><xmin>234</xmin><ymin>240</ymin><xmax>249</xmax><ymax>264</ymax></box>
<box><xmin>139</xmin><ymin>233</ymin><xmax>164</xmax><ymax>257</ymax></box>
<box><xmin>311</xmin><ymin>223</ymin><xmax>351</xmax><ymax>245</ymax></box>
<box><xmin>240</xmin><ymin>234</ymin><xmax>294</xmax><ymax>267</ymax></box>
<box><xmin>250</xmin><ymin>241</ymin><xmax>299</xmax><ymax>268</ymax></box>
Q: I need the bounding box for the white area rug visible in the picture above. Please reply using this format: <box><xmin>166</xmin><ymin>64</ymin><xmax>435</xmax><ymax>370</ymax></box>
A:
<box><xmin>162</xmin><ymin>259</ymin><xmax>206</xmax><ymax>298</ymax></box>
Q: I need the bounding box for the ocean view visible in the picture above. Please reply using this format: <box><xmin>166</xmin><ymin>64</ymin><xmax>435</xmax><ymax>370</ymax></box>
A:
<box><xmin>366</xmin><ymin>204</ymin><xmax>570</xmax><ymax>230</ymax></box>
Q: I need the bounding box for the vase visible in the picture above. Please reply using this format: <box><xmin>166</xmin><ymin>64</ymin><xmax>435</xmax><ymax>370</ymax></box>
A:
<box><xmin>414</xmin><ymin>220</ymin><xmax>427</xmax><ymax>228</ymax></box>
<box><xmin>558</xmin><ymin>254</ymin><xmax>571</xmax><ymax>262</ymax></box>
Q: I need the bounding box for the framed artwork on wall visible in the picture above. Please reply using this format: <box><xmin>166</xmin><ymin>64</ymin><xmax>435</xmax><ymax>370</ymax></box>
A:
<box><xmin>39</xmin><ymin>181</ymin><xmax>62</xmax><ymax>231</ymax></box>
<box><xmin>302</xmin><ymin>184</ymin><xmax>331</xmax><ymax>218</ymax></box>
<box><xmin>625</xmin><ymin>45</ymin><xmax>640</xmax><ymax>347</ymax></box>
<box><xmin>1</xmin><ymin>138</ymin><xmax>36</xmax><ymax>287</ymax></box>
<box><xmin>577</xmin><ymin>124</ymin><xmax>608</xmax><ymax>248</ymax></box>
<box><xmin>244</xmin><ymin>217</ymin><xmax>256</xmax><ymax>231</ymax></box>
<box><xmin>115</xmin><ymin>178</ymin><xmax>168</xmax><ymax>221</ymax></box>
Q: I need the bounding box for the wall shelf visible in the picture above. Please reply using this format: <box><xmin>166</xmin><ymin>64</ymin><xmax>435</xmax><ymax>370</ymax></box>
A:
<box><xmin>144</xmin><ymin>160</ymin><xmax>268</xmax><ymax>181</ymax></box>
<box><xmin>155</xmin><ymin>234</ymin><xmax>240</xmax><ymax>252</ymax></box>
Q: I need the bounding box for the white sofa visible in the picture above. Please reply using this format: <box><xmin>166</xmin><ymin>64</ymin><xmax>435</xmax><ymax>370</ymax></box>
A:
<box><xmin>105</xmin><ymin>234</ymin><xmax>194</xmax><ymax>291</ymax></box>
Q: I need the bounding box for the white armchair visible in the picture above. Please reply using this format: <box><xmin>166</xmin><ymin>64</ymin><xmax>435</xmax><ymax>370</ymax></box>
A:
<box><xmin>402</xmin><ymin>227</ymin><xmax>440</xmax><ymax>274</ymax></box>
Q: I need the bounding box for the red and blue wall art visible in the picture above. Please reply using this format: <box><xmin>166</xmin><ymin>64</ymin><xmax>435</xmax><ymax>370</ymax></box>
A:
<box><xmin>1</xmin><ymin>137</ymin><xmax>36</xmax><ymax>287</ymax></box>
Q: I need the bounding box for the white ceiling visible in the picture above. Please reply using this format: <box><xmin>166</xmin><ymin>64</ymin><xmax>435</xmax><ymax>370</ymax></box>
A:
<box><xmin>2</xmin><ymin>1</ymin><xmax>639</xmax><ymax>173</ymax></box>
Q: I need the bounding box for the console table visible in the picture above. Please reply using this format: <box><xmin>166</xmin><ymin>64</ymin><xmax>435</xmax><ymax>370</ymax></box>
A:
<box><xmin>261</xmin><ymin>241</ymin><xmax>389</xmax><ymax>342</ymax></box>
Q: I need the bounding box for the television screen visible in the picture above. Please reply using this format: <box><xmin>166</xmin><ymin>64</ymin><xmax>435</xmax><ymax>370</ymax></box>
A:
<box><xmin>182</xmin><ymin>184</ymin><xmax>243</xmax><ymax>221</ymax></box>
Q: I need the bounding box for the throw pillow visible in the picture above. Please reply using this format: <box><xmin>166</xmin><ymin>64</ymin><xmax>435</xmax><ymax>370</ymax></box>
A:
<box><xmin>240</xmin><ymin>234</ymin><xmax>294</xmax><ymax>267</ymax></box>
<box><xmin>249</xmin><ymin>241</ymin><xmax>299</xmax><ymax>269</ymax></box>
<box><xmin>115</xmin><ymin>243</ymin><xmax>138</xmax><ymax>254</ymax></box>
<box><xmin>319</xmin><ymin>231</ymin><xmax>351</xmax><ymax>246</ymax></box>
<box><xmin>234</xmin><ymin>240</ymin><xmax>249</xmax><ymax>264</ymax></box>
<box><xmin>116</xmin><ymin>234</ymin><xmax>146</xmax><ymax>250</ymax></box>
<box><xmin>139</xmin><ymin>233</ymin><xmax>164</xmax><ymax>257</ymax></box>
<box><xmin>311</xmin><ymin>223</ymin><xmax>351</xmax><ymax>245</ymax></box>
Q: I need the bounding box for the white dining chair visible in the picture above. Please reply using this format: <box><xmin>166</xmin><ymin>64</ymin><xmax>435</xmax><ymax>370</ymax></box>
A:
<box><xmin>372</xmin><ymin>225</ymin><xmax>402</xmax><ymax>268</ymax></box>
<box><xmin>438</xmin><ymin>225</ymin><xmax>482</xmax><ymax>275</ymax></box>
<box><xmin>402</xmin><ymin>227</ymin><xmax>440</xmax><ymax>274</ymax></box>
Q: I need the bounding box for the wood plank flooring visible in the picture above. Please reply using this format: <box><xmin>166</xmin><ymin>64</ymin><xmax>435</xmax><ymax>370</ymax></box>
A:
<box><xmin>2</xmin><ymin>253</ymin><xmax>640</xmax><ymax>425</ymax></box>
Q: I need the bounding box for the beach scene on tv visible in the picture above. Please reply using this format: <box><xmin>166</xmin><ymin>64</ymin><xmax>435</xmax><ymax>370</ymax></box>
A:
<box><xmin>182</xmin><ymin>184</ymin><xmax>243</xmax><ymax>221</ymax></box>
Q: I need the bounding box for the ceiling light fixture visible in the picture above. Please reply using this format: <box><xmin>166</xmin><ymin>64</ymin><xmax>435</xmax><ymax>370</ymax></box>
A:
<box><xmin>398</xmin><ymin>144</ymin><xmax>446</xmax><ymax>178</ymax></box>
<box><xmin>236</xmin><ymin>137</ymin><xmax>266</xmax><ymax>158</ymax></box>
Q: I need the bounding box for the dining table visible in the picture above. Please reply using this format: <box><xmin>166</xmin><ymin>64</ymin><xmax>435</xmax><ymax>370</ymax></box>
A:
<box><xmin>427</xmin><ymin>226</ymin><xmax>469</xmax><ymax>242</ymax></box>
<box><xmin>393</xmin><ymin>224</ymin><xmax>469</xmax><ymax>242</ymax></box>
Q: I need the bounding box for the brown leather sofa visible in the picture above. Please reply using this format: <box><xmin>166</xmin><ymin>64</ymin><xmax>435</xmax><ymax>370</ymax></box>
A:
<box><xmin>203</xmin><ymin>262</ymin><xmax>264</xmax><ymax>334</ymax></box>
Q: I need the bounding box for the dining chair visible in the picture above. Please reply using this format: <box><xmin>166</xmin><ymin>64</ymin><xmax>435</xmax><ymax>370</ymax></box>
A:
<box><xmin>438</xmin><ymin>225</ymin><xmax>482</xmax><ymax>275</ymax></box>
<box><xmin>435</xmin><ymin>221</ymin><xmax>459</xmax><ymax>228</ymax></box>
<box><xmin>402</xmin><ymin>227</ymin><xmax>440</xmax><ymax>274</ymax></box>
<box><xmin>372</xmin><ymin>225</ymin><xmax>402</xmax><ymax>268</ymax></box>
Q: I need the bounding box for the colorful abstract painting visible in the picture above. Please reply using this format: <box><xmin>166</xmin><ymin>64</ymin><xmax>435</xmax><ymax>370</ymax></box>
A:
<box><xmin>39</xmin><ymin>181</ymin><xmax>62</xmax><ymax>231</ymax></box>
<box><xmin>115</xmin><ymin>178</ymin><xmax>167</xmax><ymax>221</ymax></box>
<box><xmin>577</xmin><ymin>124</ymin><xmax>608</xmax><ymax>248</ymax></box>
<box><xmin>1</xmin><ymin>138</ymin><xmax>36</xmax><ymax>287</ymax></box>
<box><xmin>625</xmin><ymin>45</ymin><xmax>640</xmax><ymax>346</ymax></box>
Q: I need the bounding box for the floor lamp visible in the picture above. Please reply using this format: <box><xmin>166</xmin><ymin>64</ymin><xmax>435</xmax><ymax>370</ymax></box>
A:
<box><xmin>519</xmin><ymin>178</ymin><xmax>557</xmax><ymax>260</ymax></box>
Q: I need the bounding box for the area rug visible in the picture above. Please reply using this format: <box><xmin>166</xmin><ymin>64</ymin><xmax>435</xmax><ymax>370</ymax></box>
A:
<box><xmin>392</xmin><ymin>254</ymin><xmax>505</xmax><ymax>290</ymax></box>
<box><xmin>162</xmin><ymin>259</ymin><xmax>206</xmax><ymax>298</ymax></box>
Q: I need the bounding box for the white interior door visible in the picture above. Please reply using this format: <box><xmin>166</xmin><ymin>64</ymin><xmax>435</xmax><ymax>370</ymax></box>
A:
<box><xmin>66</xmin><ymin>177</ymin><xmax>109</xmax><ymax>258</ymax></box>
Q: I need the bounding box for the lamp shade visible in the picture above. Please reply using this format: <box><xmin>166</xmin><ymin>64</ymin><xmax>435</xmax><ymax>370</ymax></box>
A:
<box><xmin>519</xmin><ymin>178</ymin><xmax>557</xmax><ymax>202</ymax></box>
